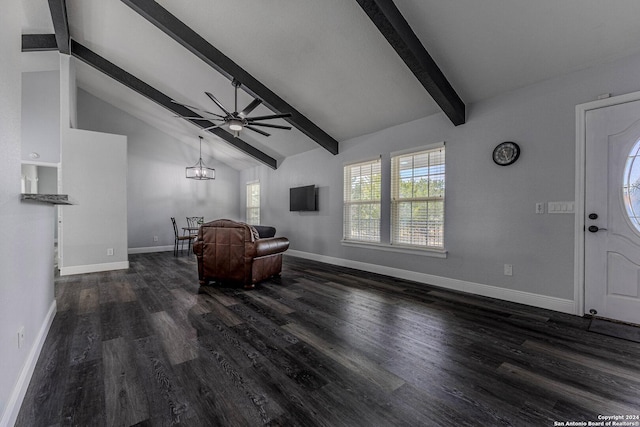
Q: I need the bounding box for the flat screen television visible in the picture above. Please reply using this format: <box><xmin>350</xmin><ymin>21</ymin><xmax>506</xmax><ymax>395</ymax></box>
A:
<box><xmin>290</xmin><ymin>185</ymin><xmax>317</xmax><ymax>211</ymax></box>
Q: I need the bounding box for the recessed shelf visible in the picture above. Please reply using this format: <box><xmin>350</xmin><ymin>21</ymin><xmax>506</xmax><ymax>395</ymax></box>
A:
<box><xmin>20</xmin><ymin>194</ymin><xmax>75</xmax><ymax>205</ymax></box>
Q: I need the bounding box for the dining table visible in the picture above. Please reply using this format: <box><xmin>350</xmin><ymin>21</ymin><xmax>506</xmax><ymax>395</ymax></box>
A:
<box><xmin>182</xmin><ymin>227</ymin><xmax>200</xmax><ymax>237</ymax></box>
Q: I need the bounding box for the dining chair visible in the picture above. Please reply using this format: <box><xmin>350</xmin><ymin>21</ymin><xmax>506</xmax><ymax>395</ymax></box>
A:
<box><xmin>172</xmin><ymin>217</ymin><xmax>195</xmax><ymax>256</ymax></box>
<box><xmin>185</xmin><ymin>216</ymin><xmax>204</xmax><ymax>238</ymax></box>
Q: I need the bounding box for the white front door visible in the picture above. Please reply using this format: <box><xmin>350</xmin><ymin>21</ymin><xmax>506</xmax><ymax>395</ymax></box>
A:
<box><xmin>585</xmin><ymin>99</ymin><xmax>640</xmax><ymax>325</ymax></box>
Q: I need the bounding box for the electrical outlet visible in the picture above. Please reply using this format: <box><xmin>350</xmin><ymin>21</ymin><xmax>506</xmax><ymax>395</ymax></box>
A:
<box><xmin>107</xmin><ymin>248</ymin><xmax>114</xmax><ymax>256</ymax></box>
<box><xmin>504</xmin><ymin>264</ymin><xmax>513</xmax><ymax>276</ymax></box>
<box><xmin>17</xmin><ymin>327</ymin><xmax>24</xmax><ymax>349</ymax></box>
<box><xmin>536</xmin><ymin>202</ymin><xmax>545</xmax><ymax>214</ymax></box>
<box><xmin>153</xmin><ymin>236</ymin><xmax>159</xmax><ymax>242</ymax></box>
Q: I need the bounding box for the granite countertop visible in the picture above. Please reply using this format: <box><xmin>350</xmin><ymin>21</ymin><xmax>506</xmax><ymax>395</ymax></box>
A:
<box><xmin>21</xmin><ymin>194</ymin><xmax>75</xmax><ymax>205</ymax></box>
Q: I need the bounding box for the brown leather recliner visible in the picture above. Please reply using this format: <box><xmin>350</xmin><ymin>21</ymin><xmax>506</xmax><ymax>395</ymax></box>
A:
<box><xmin>192</xmin><ymin>219</ymin><xmax>290</xmax><ymax>289</ymax></box>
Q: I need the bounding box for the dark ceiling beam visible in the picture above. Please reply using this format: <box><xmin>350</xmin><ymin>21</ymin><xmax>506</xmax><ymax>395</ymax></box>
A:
<box><xmin>48</xmin><ymin>0</ymin><xmax>70</xmax><ymax>54</ymax></box>
<box><xmin>22</xmin><ymin>34</ymin><xmax>58</xmax><ymax>51</ymax></box>
<box><xmin>71</xmin><ymin>40</ymin><xmax>278</xmax><ymax>169</ymax></box>
<box><xmin>121</xmin><ymin>0</ymin><xmax>339</xmax><ymax>155</ymax></box>
<box><xmin>355</xmin><ymin>0</ymin><xmax>466</xmax><ymax>126</ymax></box>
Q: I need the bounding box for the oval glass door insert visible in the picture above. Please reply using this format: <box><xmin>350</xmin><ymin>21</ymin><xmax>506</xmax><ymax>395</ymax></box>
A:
<box><xmin>623</xmin><ymin>138</ymin><xmax>640</xmax><ymax>231</ymax></box>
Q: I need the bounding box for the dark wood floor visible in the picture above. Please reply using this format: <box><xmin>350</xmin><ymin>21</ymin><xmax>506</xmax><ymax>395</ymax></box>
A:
<box><xmin>15</xmin><ymin>252</ymin><xmax>640</xmax><ymax>426</ymax></box>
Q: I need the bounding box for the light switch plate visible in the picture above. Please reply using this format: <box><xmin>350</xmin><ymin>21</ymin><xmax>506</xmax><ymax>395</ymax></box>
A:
<box><xmin>548</xmin><ymin>201</ymin><xmax>574</xmax><ymax>214</ymax></box>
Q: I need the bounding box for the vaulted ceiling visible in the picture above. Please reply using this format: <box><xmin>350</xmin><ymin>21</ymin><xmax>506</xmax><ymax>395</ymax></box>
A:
<box><xmin>21</xmin><ymin>0</ymin><xmax>640</xmax><ymax>170</ymax></box>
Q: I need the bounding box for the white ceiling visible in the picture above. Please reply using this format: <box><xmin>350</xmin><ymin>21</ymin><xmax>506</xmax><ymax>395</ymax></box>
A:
<box><xmin>20</xmin><ymin>0</ymin><xmax>640</xmax><ymax>170</ymax></box>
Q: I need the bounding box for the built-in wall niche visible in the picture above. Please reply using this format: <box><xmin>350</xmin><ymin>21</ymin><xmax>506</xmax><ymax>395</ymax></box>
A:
<box><xmin>21</xmin><ymin>163</ymin><xmax>58</xmax><ymax>194</ymax></box>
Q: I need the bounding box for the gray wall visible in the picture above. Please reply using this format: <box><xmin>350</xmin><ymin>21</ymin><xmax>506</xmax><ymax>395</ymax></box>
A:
<box><xmin>0</xmin><ymin>1</ymin><xmax>56</xmax><ymax>424</ymax></box>
<box><xmin>21</xmin><ymin>71</ymin><xmax>60</xmax><ymax>163</ymax></box>
<box><xmin>241</xmin><ymin>51</ymin><xmax>640</xmax><ymax>302</ymax></box>
<box><xmin>76</xmin><ymin>89</ymin><xmax>241</xmax><ymax>250</ymax></box>
<box><xmin>38</xmin><ymin>166</ymin><xmax>59</xmax><ymax>241</ymax></box>
<box><xmin>60</xmin><ymin>128</ymin><xmax>128</xmax><ymax>271</ymax></box>
<box><xmin>37</xmin><ymin>166</ymin><xmax>58</xmax><ymax>194</ymax></box>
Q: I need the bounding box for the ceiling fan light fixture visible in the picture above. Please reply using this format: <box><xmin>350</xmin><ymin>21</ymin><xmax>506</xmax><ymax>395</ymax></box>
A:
<box><xmin>174</xmin><ymin>80</ymin><xmax>292</xmax><ymax>138</ymax></box>
<box><xmin>228</xmin><ymin>119</ymin><xmax>243</xmax><ymax>131</ymax></box>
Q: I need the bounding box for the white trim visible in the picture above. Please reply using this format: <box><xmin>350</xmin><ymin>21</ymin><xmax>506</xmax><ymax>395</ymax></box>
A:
<box><xmin>128</xmin><ymin>245</ymin><xmax>174</xmax><ymax>254</ymax></box>
<box><xmin>574</xmin><ymin>90</ymin><xmax>640</xmax><ymax>317</ymax></box>
<box><xmin>341</xmin><ymin>240</ymin><xmax>447</xmax><ymax>258</ymax></box>
<box><xmin>20</xmin><ymin>160</ymin><xmax>61</xmax><ymax>168</ymax></box>
<box><xmin>390</xmin><ymin>141</ymin><xmax>445</xmax><ymax>158</ymax></box>
<box><xmin>1</xmin><ymin>300</ymin><xmax>57</xmax><ymax>427</ymax></box>
<box><xmin>287</xmin><ymin>249</ymin><xmax>574</xmax><ymax>314</ymax></box>
<box><xmin>343</xmin><ymin>154</ymin><xmax>382</xmax><ymax>167</ymax></box>
<box><xmin>59</xmin><ymin>261</ymin><xmax>129</xmax><ymax>276</ymax></box>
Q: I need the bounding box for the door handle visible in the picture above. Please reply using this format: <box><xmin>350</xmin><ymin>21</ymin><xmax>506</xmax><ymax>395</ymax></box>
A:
<box><xmin>588</xmin><ymin>225</ymin><xmax>607</xmax><ymax>233</ymax></box>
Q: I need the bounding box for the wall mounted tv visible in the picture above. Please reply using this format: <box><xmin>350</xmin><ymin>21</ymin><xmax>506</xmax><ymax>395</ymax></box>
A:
<box><xmin>290</xmin><ymin>185</ymin><xmax>318</xmax><ymax>211</ymax></box>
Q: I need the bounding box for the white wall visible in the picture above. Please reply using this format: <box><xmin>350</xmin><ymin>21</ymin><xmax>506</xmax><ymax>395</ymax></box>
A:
<box><xmin>0</xmin><ymin>1</ymin><xmax>57</xmax><ymax>425</ymax></box>
<box><xmin>241</xmin><ymin>51</ymin><xmax>640</xmax><ymax>309</ymax></box>
<box><xmin>76</xmin><ymin>89</ymin><xmax>241</xmax><ymax>251</ymax></box>
<box><xmin>59</xmin><ymin>128</ymin><xmax>129</xmax><ymax>274</ymax></box>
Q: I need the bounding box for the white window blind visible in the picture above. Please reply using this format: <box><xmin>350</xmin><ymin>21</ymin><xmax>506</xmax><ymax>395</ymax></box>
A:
<box><xmin>246</xmin><ymin>181</ymin><xmax>260</xmax><ymax>225</ymax></box>
<box><xmin>343</xmin><ymin>158</ymin><xmax>381</xmax><ymax>242</ymax></box>
<box><xmin>391</xmin><ymin>146</ymin><xmax>445</xmax><ymax>249</ymax></box>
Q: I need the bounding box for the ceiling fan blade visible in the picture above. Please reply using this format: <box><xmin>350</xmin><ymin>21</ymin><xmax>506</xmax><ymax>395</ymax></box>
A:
<box><xmin>174</xmin><ymin>116</ymin><xmax>224</xmax><ymax>121</ymax></box>
<box><xmin>248</xmin><ymin>122</ymin><xmax>292</xmax><ymax>130</ymax></box>
<box><xmin>245</xmin><ymin>125</ymin><xmax>271</xmax><ymax>137</ymax></box>
<box><xmin>246</xmin><ymin>112</ymin><xmax>292</xmax><ymax>121</ymax></box>
<box><xmin>170</xmin><ymin>100</ymin><xmax>226</xmax><ymax>118</ymax></box>
<box><xmin>205</xmin><ymin>92</ymin><xmax>233</xmax><ymax>116</ymax></box>
<box><xmin>202</xmin><ymin>123</ymin><xmax>225</xmax><ymax>131</ymax></box>
<box><xmin>239</xmin><ymin>98</ymin><xmax>262</xmax><ymax>117</ymax></box>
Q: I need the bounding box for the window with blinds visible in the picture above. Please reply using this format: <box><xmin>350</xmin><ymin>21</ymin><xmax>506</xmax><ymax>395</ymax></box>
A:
<box><xmin>246</xmin><ymin>181</ymin><xmax>260</xmax><ymax>225</ymax></box>
<box><xmin>391</xmin><ymin>146</ymin><xmax>445</xmax><ymax>249</ymax></box>
<box><xmin>343</xmin><ymin>158</ymin><xmax>381</xmax><ymax>242</ymax></box>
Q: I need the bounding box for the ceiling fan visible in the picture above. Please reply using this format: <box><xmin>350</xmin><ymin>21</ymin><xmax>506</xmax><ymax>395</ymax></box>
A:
<box><xmin>173</xmin><ymin>79</ymin><xmax>292</xmax><ymax>137</ymax></box>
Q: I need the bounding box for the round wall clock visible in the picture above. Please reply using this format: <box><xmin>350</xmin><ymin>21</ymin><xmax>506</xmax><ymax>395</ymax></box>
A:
<box><xmin>492</xmin><ymin>141</ymin><xmax>520</xmax><ymax>166</ymax></box>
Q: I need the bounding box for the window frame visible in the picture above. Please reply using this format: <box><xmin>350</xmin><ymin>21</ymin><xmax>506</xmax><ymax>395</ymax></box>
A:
<box><xmin>343</xmin><ymin>157</ymin><xmax>382</xmax><ymax>243</ymax></box>
<box><xmin>391</xmin><ymin>143</ymin><xmax>445</xmax><ymax>250</ymax></box>
<box><xmin>246</xmin><ymin>180</ymin><xmax>260</xmax><ymax>225</ymax></box>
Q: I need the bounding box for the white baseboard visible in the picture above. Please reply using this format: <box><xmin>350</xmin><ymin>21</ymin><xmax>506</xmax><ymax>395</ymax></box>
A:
<box><xmin>1</xmin><ymin>300</ymin><xmax>57</xmax><ymax>427</ymax></box>
<box><xmin>59</xmin><ymin>260</ymin><xmax>130</xmax><ymax>276</ymax></box>
<box><xmin>128</xmin><ymin>245</ymin><xmax>174</xmax><ymax>254</ymax></box>
<box><xmin>286</xmin><ymin>250</ymin><xmax>575</xmax><ymax>315</ymax></box>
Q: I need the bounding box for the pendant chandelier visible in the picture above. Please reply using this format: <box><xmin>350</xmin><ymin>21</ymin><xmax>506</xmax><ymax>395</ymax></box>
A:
<box><xmin>186</xmin><ymin>136</ymin><xmax>215</xmax><ymax>180</ymax></box>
